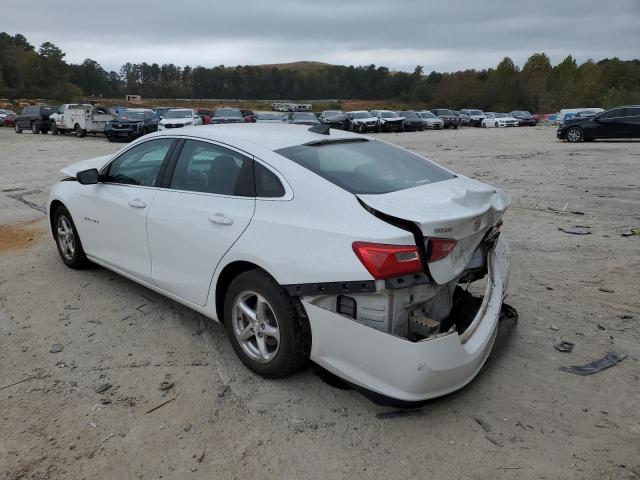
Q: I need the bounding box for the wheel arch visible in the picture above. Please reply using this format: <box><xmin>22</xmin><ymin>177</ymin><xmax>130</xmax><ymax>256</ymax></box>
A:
<box><xmin>214</xmin><ymin>260</ymin><xmax>277</xmax><ymax>323</ymax></box>
<box><xmin>49</xmin><ymin>199</ymin><xmax>65</xmax><ymax>238</ymax></box>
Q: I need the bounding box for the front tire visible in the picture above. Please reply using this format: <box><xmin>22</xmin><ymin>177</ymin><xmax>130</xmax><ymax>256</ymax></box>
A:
<box><xmin>53</xmin><ymin>206</ymin><xmax>91</xmax><ymax>269</ymax></box>
<box><xmin>15</xmin><ymin>123</ymin><xmax>22</xmax><ymax>134</ymax></box>
<box><xmin>51</xmin><ymin>122</ymin><xmax>59</xmax><ymax>135</ymax></box>
<box><xmin>566</xmin><ymin>127</ymin><xmax>583</xmax><ymax>143</ymax></box>
<box><xmin>31</xmin><ymin>122</ymin><xmax>39</xmax><ymax>134</ymax></box>
<box><xmin>224</xmin><ymin>269</ymin><xmax>311</xmax><ymax>378</ymax></box>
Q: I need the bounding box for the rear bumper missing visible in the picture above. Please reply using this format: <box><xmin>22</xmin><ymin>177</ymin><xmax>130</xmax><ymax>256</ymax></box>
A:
<box><xmin>304</xmin><ymin>236</ymin><xmax>511</xmax><ymax>403</ymax></box>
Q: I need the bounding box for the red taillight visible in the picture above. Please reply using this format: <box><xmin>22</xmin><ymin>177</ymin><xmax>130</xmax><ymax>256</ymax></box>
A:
<box><xmin>426</xmin><ymin>238</ymin><xmax>458</xmax><ymax>262</ymax></box>
<box><xmin>352</xmin><ymin>242</ymin><xmax>422</xmax><ymax>279</ymax></box>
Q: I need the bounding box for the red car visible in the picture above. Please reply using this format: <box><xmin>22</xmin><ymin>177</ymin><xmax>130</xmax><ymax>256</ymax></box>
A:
<box><xmin>196</xmin><ymin>108</ymin><xmax>214</xmax><ymax>125</ymax></box>
<box><xmin>1</xmin><ymin>113</ymin><xmax>16</xmax><ymax>127</ymax></box>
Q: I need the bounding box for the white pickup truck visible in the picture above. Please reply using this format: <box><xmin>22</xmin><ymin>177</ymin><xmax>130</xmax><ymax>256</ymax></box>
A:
<box><xmin>49</xmin><ymin>104</ymin><xmax>114</xmax><ymax>137</ymax></box>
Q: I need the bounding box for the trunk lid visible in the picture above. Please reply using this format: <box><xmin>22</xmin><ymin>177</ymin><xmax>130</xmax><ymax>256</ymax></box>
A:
<box><xmin>357</xmin><ymin>176</ymin><xmax>510</xmax><ymax>284</ymax></box>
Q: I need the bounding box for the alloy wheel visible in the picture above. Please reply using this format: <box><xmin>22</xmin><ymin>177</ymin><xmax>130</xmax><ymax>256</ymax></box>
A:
<box><xmin>56</xmin><ymin>215</ymin><xmax>76</xmax><ymax>261</ymax></box>
<box><xmin>566</xmin><ymin>127</ymin><xmax>582</xmax><ymax>142</ymax></box>
<box><xmin>232</xmin><ymin>291</ymin><xmax>281</xmax><ymax>363</ymax></box>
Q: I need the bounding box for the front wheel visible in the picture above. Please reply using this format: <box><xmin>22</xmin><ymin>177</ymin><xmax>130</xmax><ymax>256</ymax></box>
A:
<box><xmin>75</xmin><ymin>124</ymin><xmax>87</xmax><ymax>138</ymax></box>
<box><xmin>566</xmin><ymin>127</ymin><xmax>583</xmax><ymax>143</ymax></box>
<box><xmin>15</xmin><ymin>123</ymin><xmax>22</xmax><ymax>134</ymax></box>
<box><xmin>224</xmin><ymin>269</ymin><xmax>311</xmax><ymax>378</ymax></box>
<box><xmin>31</xmin><ymin>122</ymin><xmax>39</xmax><ymax>134</ymax></box>
<box><xmin>453</xmin><ymin>124</ymin><xmax>459</xmax><ymax>130</ymax></box>
<box><xmin>53</xmin><ymin>206</ymin><xmax>91</xmax><ymax>269</ymax></box>
<box><xmin>51</xmin><ymin>123</ymin><xmax>59</xmax><ymax>135</ymax></box>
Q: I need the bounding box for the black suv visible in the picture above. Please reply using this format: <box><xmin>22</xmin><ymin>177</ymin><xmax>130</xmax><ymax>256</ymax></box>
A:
<box><xmin>14</xmin><ymin>105</ymin><xmax>58</xmax><ymax>134</ymax></box>
<box><xmin>557</xmin><ymin>106</ymin><xmax>640</xmax><ymax>142</ymax></box>
<box><xmin>431</xmin><ymin>109</ymin><xmax>460</xmax><ymax>129</ymax></box>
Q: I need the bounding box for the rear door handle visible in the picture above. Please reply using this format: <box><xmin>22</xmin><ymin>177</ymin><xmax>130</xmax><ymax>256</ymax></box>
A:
<box><xmin>208</xmin><ymin>213</ymin><xmax>233</xmax><ymax>226</ymax></box>
<box><xmin>128</xmin><ymin>199</ymin><xmax>147</xmax><ymax>208</ymax></box>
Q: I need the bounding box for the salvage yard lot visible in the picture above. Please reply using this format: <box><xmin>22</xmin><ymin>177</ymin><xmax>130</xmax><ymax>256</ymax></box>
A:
<box><xmin>1</xmin><ymin>126</ymin><xmax>639</xmax><ymax>479</ymax></box>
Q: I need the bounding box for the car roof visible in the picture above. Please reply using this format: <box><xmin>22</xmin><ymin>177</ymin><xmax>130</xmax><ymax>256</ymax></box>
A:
<box><xmin>152</xmin><ymin>123</ymin><xmax>361</xmax><ymax>151</ymax></box>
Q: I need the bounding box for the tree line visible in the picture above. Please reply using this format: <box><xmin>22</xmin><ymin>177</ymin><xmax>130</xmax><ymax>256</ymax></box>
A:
<box><xmin>1</xmin><ymin>32</ymin><xmax>639</xmax><ymax>112</ymax></box>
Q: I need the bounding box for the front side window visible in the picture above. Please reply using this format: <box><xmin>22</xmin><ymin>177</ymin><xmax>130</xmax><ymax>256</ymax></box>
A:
<box><xmin>277</xmin><ymin>139</ymin><xmax>454</xmax><ymax>195</ymax></box>
<box><xmin>170</xmin><ymin>140</ymin><xmax>250</xmax><ymax>195</ymax></box>
<box><xmin>104</xmin><ymin>138</ymin><xmax>174</xmax><ymax>186</ymax></box>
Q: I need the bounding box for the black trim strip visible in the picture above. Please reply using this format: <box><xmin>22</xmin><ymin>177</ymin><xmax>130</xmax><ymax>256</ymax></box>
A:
<box><xmin>285</xmin><ymin>281</ymin><xmax>376</xmax><ymax>296</ymax></box>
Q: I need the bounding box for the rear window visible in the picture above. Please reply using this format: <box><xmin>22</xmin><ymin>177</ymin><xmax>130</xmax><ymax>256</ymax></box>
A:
<box><xmin>276</xmin><ymin>139</ymin><xmax>454</xmax><ymax>195</ymax></box>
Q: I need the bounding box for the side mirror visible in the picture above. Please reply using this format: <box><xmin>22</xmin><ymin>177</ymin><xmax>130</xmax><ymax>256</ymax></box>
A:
<box><xmin>76</xmin><ymin>168</ymin><xmax>100</xmax><ymax>185</ymax></box>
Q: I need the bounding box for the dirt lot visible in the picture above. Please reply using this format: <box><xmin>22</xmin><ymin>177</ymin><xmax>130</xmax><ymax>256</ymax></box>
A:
<box><xmin>1</xmin><ymin>126</ymin><xmax>639</xmax><ymax>480</ymax></box>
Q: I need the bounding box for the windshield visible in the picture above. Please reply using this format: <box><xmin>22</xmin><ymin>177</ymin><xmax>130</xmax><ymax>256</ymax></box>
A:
<box><xmin>323</xmin><ymin>110</ymin><xmax>342</xmax><ymax>116</ymax></box>
<box><xmin>399</xmin><ymin>112</ymin><xmax>419</xmax><ymax>118</ymax></box>
<box><xmin>469</xmin><ymin>110</ymin><xmax>483</xmax><ymax>115</ymax></box>
<box><xmin>213</xmin><ymin>108</ymin><xmax>242</xmax><ymax>118</ymax></box>
<box><xmin>494</xmin><ymin>113</ymin><xmax>508</xmax><ymax>118</ymax></box>
<box><xmin>277</xmin><ymin>139</ymin><xmax>454</xmax><ymax>195</ymax></box>
<box><xmin>293</xmin><ymin>113</ymin><xmax>317</xmax><ymax>120</ymax></box>
<box><xmin>256</xmin><ymin>113</ymin><xmax>282</xmax><ymax>120</ymax></box>
<box><xmin>353</xmin><ymin>111</ymin><xmax>371</xmax><ymax>119</ymax></box>
<box><xmin>165</xmin><ymin>110</ymin><xmax>192</xmax><ymax>119</ymax></box>
<box><xmin>380</xmin><ymin>111</ymin><xmax>398</xmax><ymax>118</ymax></box>
<box><xmin>436</xmin><ymin>109</ymin><xmax>453</xmax><ymax>115</ymax></box>
<box><xmin>117</xmin><ymin>112</ymin><xmax>145</xmax><ymax>120</ymax></box>
<box><xmin>419</xmin><ymin>112</ymin><xmax>436</xmax><ymax>118</ymax></box>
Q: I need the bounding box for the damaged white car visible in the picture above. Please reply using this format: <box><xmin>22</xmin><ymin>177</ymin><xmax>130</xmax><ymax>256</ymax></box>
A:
<box><xmin>48</xmin><ymin>123</ymin><xmax>515</xmax><ymax>404</ymax></box>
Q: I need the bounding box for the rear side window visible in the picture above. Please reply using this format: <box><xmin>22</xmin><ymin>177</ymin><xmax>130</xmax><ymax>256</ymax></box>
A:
<box><xmin>277</xmin><ymin>139</ymin><xmax>454</xmax><ymax>195</ymax></box>
<box><xmin>599</xmin><ymin>109</ymin><xmax>624</xmax><ymax>119</ymax></box>
<box><xmin>170</xmin><ymin>140</ymin><xmax>250</xmax><ymax>195</ymax></box>
<box><xmin>255</xmin><ymin>163</ymin><xmax>285</xmax><ymax>197</ymax></box>
<box><xmin>623</xmin><ymin>108</ymin><xmax>640</xmax><ymax>117</ymax></box>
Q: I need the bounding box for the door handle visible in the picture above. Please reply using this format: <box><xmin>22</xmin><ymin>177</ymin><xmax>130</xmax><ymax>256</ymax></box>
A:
<box><xmin>208</xmin><ymin>213</ymin><xmax>233</xmax><ymax>226</ymax></box>
<box><xmin>128</xmin><ymin>199</ymin><xmax>147</xmax><ymax>208</ymax></box>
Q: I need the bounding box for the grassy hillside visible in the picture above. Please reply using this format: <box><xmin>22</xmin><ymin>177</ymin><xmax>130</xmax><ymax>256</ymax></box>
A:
<box><xmin>256</xmin><ymin>61</ymin><xmax>333</xmax><ymax>73</ymax></box>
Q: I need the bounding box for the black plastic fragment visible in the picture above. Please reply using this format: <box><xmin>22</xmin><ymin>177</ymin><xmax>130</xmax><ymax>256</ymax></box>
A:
<box><xmin>554</xmin><ymin>341</ymin><xmax>575</xmax><ymax>353</ymax></box>
<box><xmin>560</xmin><ymin>352</ymin><xmax>626</xmax><ymax>375</ymax></box>
<box><xmin>284</xmin><ymin>280</ymin><xmax>375</xmax><ymax>296</ymax></box>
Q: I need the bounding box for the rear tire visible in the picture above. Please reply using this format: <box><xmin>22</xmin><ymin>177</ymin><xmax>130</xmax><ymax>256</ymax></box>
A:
<box><xmin>15</xmin><ymin>123</ymin><xmax>22</xmax><ymax>134</ymax></box>
<box><xmin>53</xmin><ymin>206</ymin><xmax>91</xmax><ymax>269</ymax></box>
<box><xmin>224</xmin><ymin>269</ymin><xmax>311</xmax><ymax>378</ymax></box>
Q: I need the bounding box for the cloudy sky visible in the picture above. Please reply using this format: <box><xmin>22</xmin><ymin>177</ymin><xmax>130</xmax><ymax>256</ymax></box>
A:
<box><xmin>3</xmin><ymin>0</ymin><xmax>639</xmax><ymax>72</ymax></box>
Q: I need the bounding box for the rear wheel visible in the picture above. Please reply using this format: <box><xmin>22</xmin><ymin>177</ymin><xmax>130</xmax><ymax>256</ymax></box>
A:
<box><xmin>53</xmin><ymin>206</ymin><xmax>91</xmax><ymax>269</ymax></box>
<box><xmin>566</xmin><ymin>127</ymin><xmax>583</xmax><ymax>143</ymax></box>
<box><xmin>15</xmin><ymin>123</ymin><xmax>22</xmax><ymax>134</ymax></box>
<box><xmin>75</xmin><ymin>124</ymin><xmax>87</xmax><ymax>138</ymax></box>
<box><xmin>224</xmin><ymin>269</ymin><xmax>311</xmax><ymax>378</ymax></box>
<box><xmin>453</xmin><ymin>124</ymin><xmax>459</xmax><ymax>130</ymax></box>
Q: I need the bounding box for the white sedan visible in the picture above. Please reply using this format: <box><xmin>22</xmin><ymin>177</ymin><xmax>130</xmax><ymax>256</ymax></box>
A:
<box><xmin>158</xmin><ymin>109</ymin><xmax>202</xmax><ymax>130</ymax></box>
<box><xmin>48</xmin><ymin>124</ymin><xmax>514</xmax><ymax>404</ymax></box>
<box><xmin>481</xmin><ymin>112</ymin><xmax>519</xmax><ymax>128</ymax></box>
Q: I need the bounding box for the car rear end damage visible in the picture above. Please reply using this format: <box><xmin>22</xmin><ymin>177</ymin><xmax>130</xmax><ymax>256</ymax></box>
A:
<box><xmin>302</xmin><ymin>234</ymin><xmax>512</xmax><ymax>404</ymax></box>
<box><xmin>293</xmin><ymin>172</ymin><xmax>513</xmax><ymax>403</ymax></box>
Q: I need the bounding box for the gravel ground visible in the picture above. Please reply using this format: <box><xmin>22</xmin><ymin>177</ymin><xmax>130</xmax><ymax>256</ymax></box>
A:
<box><xmin>1</xmin><ymin>126</ymin><xmax>639</xmax><ymax>480</ymax></box>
